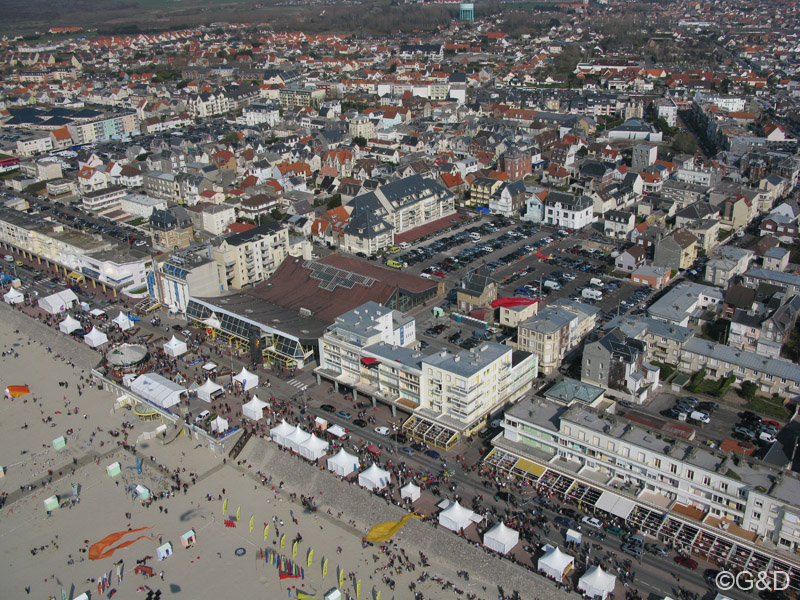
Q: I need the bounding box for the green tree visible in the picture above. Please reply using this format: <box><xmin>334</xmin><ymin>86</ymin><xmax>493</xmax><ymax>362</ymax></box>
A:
<box><xmin>352</xmin><ymin>136</ymin><xmax>367</xmax><ymax>148</ymax></box>
<box><xmin>739</xmin><ymin>381</ymin><xmax>758</xmax><ymax>401</ymax></box>
<box><xmin>671</xmin><ymin>133</ymin><xmax>697</xmax><ymax>155</ymax></box>
<box><xmin>222</xmin><ymin>131</ymin><xmax>239</xmax><ymax>146</ymax></box>
<box><xmin>326</xmin><ymin>194</ymin><xmax>342</xmax><ymax>209</ymax></box>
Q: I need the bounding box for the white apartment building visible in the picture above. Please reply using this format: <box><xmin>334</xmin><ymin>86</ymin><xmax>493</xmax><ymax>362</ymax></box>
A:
<box><xmin>66</xmin><ymin>111</ymin><xmax>139</xmax><ymax>145</ymax></box>
<box><xmin>81</xmin><ymin>185</ymin><xmax>127</xmax><ymax>212</ymax></box>
<box><xmin>239</xmin><ymin>102</ymin><xmax>281</xmax><ymax>127</ymax></box>
<box><xmin>16</xmin><ymin>135</ymin><xmax>53</xmax><ymax>157</ymax></box>
<box><xmin>543</xmin><ymin>192</ymin><xmax>594</xmax><ymax>230</ymax></box>
<box><xmin>317</xmin><ymin>305</ymin><xmax>537</xmax><ymax>444</ymax></box>
<box><xmin>489</xmin><ymin>399</ymin><xmax>800</xmax><ymax>574</ymax></box>
<box><xmin>212</xmin><ymin>222</ymin><xmax>289</xmax><ymax>289</ymax></box>
<box><xmin>119</xmin><ymin>193</ymin><xmax>167</xmax><ymax>219</ymax></box>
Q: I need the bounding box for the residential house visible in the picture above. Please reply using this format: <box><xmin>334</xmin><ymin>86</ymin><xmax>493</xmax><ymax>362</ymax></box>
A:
<box><xmin>704</xmin><ymin>247</ymin><xmax>755</xmax><ymax>287</ymax></box>
<box><xmin>581</xmin><ymin>329</ymin><xmax>659</xmax><ymax>402</ymax></box>
<box><xmin>653</xmin><ymin>230</ymin><xmax>698</xmax><ymax>270</ymax></box>
<box><xmin>456</xmin><ymin>265</ymin><xmax>497</xmax><ymax>313</ymax></box>
<box><xmin>489</xmin><ymin>180</ymin><xmax>528</xmax><ymax>217</ymax></box>
<box><xmin>604</xmin><ymin>210</ymin><xmax>635</xmax><ymax>240</ymax></box>
<box><xmin>630</xmin><ymin>265</ymin><xmax>671</xmax><ymax>289</ymax></box>
<box><xmin>543</xmin><ymin>192</ymin><xmax>594</xmax><ymax>230</ymax></box>
<box><xmin>615</xmin><ymin>245</ymin><xmax>647</xmax><ymax>272</ymax></box>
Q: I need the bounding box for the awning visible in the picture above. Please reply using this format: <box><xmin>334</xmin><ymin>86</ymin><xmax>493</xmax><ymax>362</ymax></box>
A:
<box><xmin>514</xmin><ymin>458</ymin><xmax>546</xmax><ymax>477</ymax></box>
<box><xmin>595</xmin><ymin>490</ymin><xmax>635</xmax><ymax>519</ymax></box>
<box><xmin>360</xmin><ymin>357</ymin><xmax>381</xmax><ymax>367</ymax></box>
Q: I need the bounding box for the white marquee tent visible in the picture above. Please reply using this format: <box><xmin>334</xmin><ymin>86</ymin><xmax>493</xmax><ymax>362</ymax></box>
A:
<box><xmin>438</xmin><ymin>500</ymin><xmax>481</xmax><ymax>533</ymax></box>
<box><xmin>84</xmin><ymin>327</ymin><xmax>108</xmax><ymax>348</ymax></box>
<box><xmin>163</xmin><ymin>336</ymin><xmax>188</xmax><ymax>357</ymax></box>
<box><xmin>130</xmin><ymin>373</ymin><xmax>186</xmax><ymax>409</ymax></box>
<box><xmin>284</xmin><ymin>426</ymin><xmax>311</xmax><ymax>453</ymax></box>
<box><xmin>298</xmin><ymin>434</ymin><xmax>329</xmax><ymax>461</ymax></box>
<box><xmin>483</xmin><ymin>522</ymin><xmax>519</xmax><ymax>555</ymax></box>
<box><xmin>242</xmin><ymin>396</ymin><xmax>268</xmax><ymax>421</ymax></box>
<box><xmin>594</xmin><ymin>491</ymin><xmax>635</xmax><ymax>520</ymax></box>
<box><xmin>400</xmin><ymin>482</ymin><xmax>421</xmax><ymax>503</ymax></box>
<box><xmin>38</xmin><ymin>289</ymin><xmax>78</xmax><ymax>314</ymax></box>
<box><xmin>112</xmin><ymin>311</ymin><xmax>133</xmax><ymax>331</ymax></box>
<box><xmin>538</xmin><ymin>546</ymin><xmax>575</xmax><ymax>580</ymax></box>
<box><xmin>196</xmin><ymin>379</ymin><xmax>223</xmax><ymax>403</ymax></box>
<box><xmin>578</xmin><ymin>566</ymin><xmax>616</xmax><ymax>600</ymax></box>
<box><xmin>59</xmin><ymin>314</ymin><xmax>82</xmax><ymax>334</ymax></box>
<box><xmin>3</xmin><ymin>287</ymin><xmax>23</xmax><ymax>304</ymax></box>
<box><xmin>270</xmin><ymin>421</ymin><xmax>296</xmax><ymax>447</ymax></box>
<box><xmin>358</xmin><ymin>463</ymin><xmax>390</xmax><ymax>491</ymax></box>
<box><xmin>327</xmin><ymin>449</ymin><xmax>359</xmax><ymax>477</ymax></box>
<box><xmin>233</xmin><ymin>367</ymin><xmax>258</xmax><ymax>391</ymax></box>
<box><xmin>210</xmin><ymin>415</ymin><xmax>229</xmax><ymax>433</ymax></box>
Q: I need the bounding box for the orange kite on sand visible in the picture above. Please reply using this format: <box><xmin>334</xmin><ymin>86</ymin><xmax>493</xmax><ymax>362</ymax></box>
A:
<box><xmin>5</xmin><ymin>385</ymin><xmax>30</xmax><ymax>398</ymax></box>
<box><xmin>89</xmin><ymin>527</ymin><xmax>158</xmax><ymax>560</ymax></box>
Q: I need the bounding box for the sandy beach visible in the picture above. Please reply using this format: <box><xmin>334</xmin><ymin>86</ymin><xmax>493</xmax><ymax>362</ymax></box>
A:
<box><xmin>0</xmin><ymin>303</ymin><xmax>575</xmax><ymax>600</ymax></box>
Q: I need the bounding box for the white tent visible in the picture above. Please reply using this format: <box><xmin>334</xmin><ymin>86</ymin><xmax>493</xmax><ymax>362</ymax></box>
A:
<box><xmin>400</xmin><ymin>482</ymin><xmax>421</xmax><ymax>503</ymax></box>
<box><xmin>196</xmin><ymin>379</ymin><xmax>223</xmax><ymax>402</ymax></box>
<box><xmin>298</xmin><ymin>434</ymin><xmax>329</xmax><ymax>461</ymax></box>
<box><xmin>327</xmin><ymin>448</ymin><xmax>359</xmax><ymax>477</ymax></box>
<box><xmin>578</xmin><ymin>566</ymin><xmax>616</xmax><ymax>600</ymax></box>
<box><xmin>233</xmin><ymin>367</ymin><xmax>258</xmax><ymax>391</ymax></box>
<box><xmin>242</xmin><ymin>396</ymin><xmax>268</xmax><ymax>421</ymax></box>
<box><xmin>358</xmin><ymin>463</ymin><xmax>390</xmax><ymax>491</ymax></box>
<box><xmin>130</xmin><ymin>373</ymin><xmax>186</xmax><ymax>409</ymax></box>
<box><xmin>483</xmin><ymin>522</ymin><xmax>519</xmax><ymax>555</ymax></box>
<box><xmin>3</xmin><ymin>287</ymin><xmax>23</xmax><ymax>304</ymax></box>
<box><xmin>438</xmin><ymin>500</ymin><xmax>480</xmax><ymax>533</ymax></box>
<box><xmin>112</xmin><ymin>311</ymin><xmax>133</xmax><ymax>331</ymax></box>
<box><xmin>84</xmin><ymin>327</ymin><xmax>108</xmax><ymax>348</ymax></box>
<box><xmin>270</xmin><ymin>421</ymin><xmax>296</xmax><ymax>447</ymax></box>
<box><xmin>595</xmin><ymin>490</ymin><xmax>635</xmax><ymax>519</ymax></box>
<box><xmin>38</xmin><ymin>289</ymin><xmax>78</xmax><ymax>314</ymax></box>
<box><xmin>538</xmin><ymin>546</ymin><xmax>575</xmax><ymax>579</ymax></box>
<box><xmin>327</xmin><ymin>424</ymin><xmax>347</xmax><ymax>438</ymax></box>
<box><xmin>59</xmin><ymin>314</ymin><xmax>82</xmax><ymax>334</ymax></box>
<box><xmin>284</xmin><ymin>426</ymin><xmax>311</xmax><ymax>453</ymax></box>
<box><xmin>163</xmin><ymin>335</ymin><xmax>187</xmax><ymax>357</ymax></box>
<box><xmin>210</xmin><ymin>416</ymin><xmax>228</xmax><ymax>433</ymax></box>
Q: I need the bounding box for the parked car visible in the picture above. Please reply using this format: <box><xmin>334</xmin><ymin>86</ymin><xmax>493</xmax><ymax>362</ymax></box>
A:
<box><xmin>605</xmin><ymin>525</ymin><xmax>623</xmax><ymax>536</ymax></box>
<box><xmin>335</xmin><ymin>410</ymin><xmax>352</xmax><ymax>420</ymax></box>
<box><xmin>581</xmin><ymin>516</ymin><xmax>603</xmax><ymax>529</ymax></box>
<box><xmin>560</xmin><ymin>508</ymin><xmax>580</xmax><ymax>519</ymax></box>
<box><xmin>374</xmin><ymin>426</ymin><xmax>390</xmax><ymax>435</ymax></box>
<box><xmin>424</xmin><ymin>449</ymin><xmax>440</xmax><ymax>459</ymax></box>
<box><xmin>674</xmin><ymin>556</ymin><xmax>698</xmax><ymax>570</ymax></box>
<box><xmin>399</xmin><ymin>447</ymin><xmax>415</xmax><ymax>456</ymax></box>
<box><xmin>644</xmin><ymin>543</ymin><xmax>668</xmax><ymax>557</ymax></box>
<box><xmin>622</xmin><ymin>544</ymin><xmax>643</xmax><ymax>558</ymax></box>
<box><xmin>352</xmin><ymin>419</ymin><xmax>368</xmax><ymax>428</ymax></box>
<box><xmin>554</xmin><ymin>516</ymin><xmax>574</xmax><ymax>528</ymax></box>
<box><xmin>320</xmin><ymin>404</ymin><xmax>335</xmax><ymax>413</ymax></box>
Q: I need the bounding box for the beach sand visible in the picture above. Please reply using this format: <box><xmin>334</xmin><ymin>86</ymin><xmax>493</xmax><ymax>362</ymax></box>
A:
<box><xmin>0</xmin><ymin>304</ymin><xmax>573</xmax><ymax>600</ymax></box>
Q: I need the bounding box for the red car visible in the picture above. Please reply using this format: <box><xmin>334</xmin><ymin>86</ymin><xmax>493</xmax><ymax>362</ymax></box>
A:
<box><xmin>674</xmin><ymin>556</ymin><xmax>698</xmax><ymax>570</ymax></box>
<box><xmin>762</xmin><ymin>420</ymin><xmax>780</xmax><ymax>429</ymax></box>
<box><xmin>433</xmin><ymin>271</ymin><xmax>445</xmax><ymax>277</ymax></box>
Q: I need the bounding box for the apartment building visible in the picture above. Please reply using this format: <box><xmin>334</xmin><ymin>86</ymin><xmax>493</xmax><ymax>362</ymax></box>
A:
<box><xmin>653</xmin><ymin>230</ymin><xmax>698</xmax><ymax>270</ymax></box>
<box><xmin>81</xmin><ymin>185</ymin><xmax>127</xmax><ymax>212</ymax></box>
<box><xmin>742</xmin><ymin>268</ymin><xmax>800</xmax><ymax>296</ymax></box>
<box><xmin>648</xmin><ymin>281</ymin><xmax>723</xmax><ymax>327</ymax></box>
<box><xmin>143</xmin><ymin>171</ymin><xmax>182</xmax><ymax>201</ymax></box>
<box><xmin>581</xmin><ymin>329</ymin><xmax>660</xmax><ymax>402</ymax></box>
<box><xmin>148</xmin><ymin>251</ymin><xmax>226</xmax><ymax>314</ymax></box>
<box><xmin>491</xmin><ymin>398</ymin><xmax>800</xmax><ymax>560</ymax></box>
<box><xmin>240</xmin><ymin>102</ymin><xmax>281</xmax><ymax>127</ymax></box>
<box><xmin>66</xmin><ymin>111</ymin><xmax>139</xmax><ymax>145</ymax></box>
<box><xmin>517</xmin><ymin>301</ymin><xmax>598</xmax><ymax>375</ymax></box>
<box><xmin>317</xmin><ymin>303</ymin><xmax>537</xmax><ymax>441</ymax></box>
<box><xmin>119</xmin><ymin>193</ymin><xmax>167</xmax><ymax>220</ymax></box>
<box><xmin>704</xmin><ymin>247</ymin><xmax>755</xmax><ymax>287</ymax></box>
<box><xmin>543</xmin><ymin>192</ymin><xmax>594</xmax><ymax>230</ymax></box>
<box><xmin>212</xmin><ymin>222</ymin><xmax>289</xmax><ymax>289</ymax></box>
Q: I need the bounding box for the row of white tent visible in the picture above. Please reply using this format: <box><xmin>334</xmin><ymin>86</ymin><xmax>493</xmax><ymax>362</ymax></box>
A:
<box><xmin>269</xmin><ymin>422</ymin><xmax>329</xmax><ymax>461</ymax></box>
<box><xmin>56</xmin><ymin>316</ymin><xmax>109</xmax><ymax>347</ymax></box>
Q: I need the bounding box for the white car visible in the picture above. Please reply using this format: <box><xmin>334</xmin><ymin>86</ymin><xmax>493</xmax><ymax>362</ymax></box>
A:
<box><xmin>582</xmin><ymin>516</ymin><xmax>603</xmax><ymax>529</ymax></box>
<box><xmin>374</xmin><ymin>426</ymin><xmax>390</xmax><ymax>436</ymax></box>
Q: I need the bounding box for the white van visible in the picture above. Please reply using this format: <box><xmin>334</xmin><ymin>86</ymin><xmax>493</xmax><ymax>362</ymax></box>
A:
<box><xmin>582</xmin><ymin>288</ymin><xmax>603</xmax><ymax>301</ymax></box>
<box><xmin>470</xmin><ymin>232</ymin><xmax>481</xmax><ymax>242</ymax></box>
<box><xmin>690</xmin><ymin>411</ymin><xmax>711</xmax><ymax>424</ymax></box>
<box><xmin>589</xmin><ymin>278</ymin><xmax>603</xmax><ymax>287</ymax></box>
<box><xmin>195</xmin><ymin>410</ymin><xmax>211</xmax><ymax>423</ymax></box>
<box><xmin>759</xmin><ymin>431</ymin><xmax>776</xmax><ymax>443</ymax></box>
<box><xmin>399</xmin><ymin>242</ymin><xmax>411</xmax><ymax>249</ymax></box>
<box><xmin>543</xmin><ymin>280</ymin><xmax>561</xmax><ymax>290</ymax></box>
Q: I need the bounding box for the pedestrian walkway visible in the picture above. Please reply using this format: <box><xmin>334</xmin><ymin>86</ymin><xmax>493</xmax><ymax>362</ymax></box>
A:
<box><xmin>287</xmin><ymin>379</ymin><xmax>308</xmax><ymax>391</ymax></box>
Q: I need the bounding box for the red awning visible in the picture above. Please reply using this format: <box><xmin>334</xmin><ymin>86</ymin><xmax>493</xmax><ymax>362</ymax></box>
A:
<box><xmin>360</xmin><ymin>357</ymin><xmax>381</xmax><ymax>367</ymax></box>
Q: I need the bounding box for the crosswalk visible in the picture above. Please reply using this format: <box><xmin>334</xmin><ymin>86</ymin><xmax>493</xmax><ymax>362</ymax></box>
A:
<box><xmin>287</xmin><ymin>379</ymin><xmax>308</xmax><ymax>392</ymax></box>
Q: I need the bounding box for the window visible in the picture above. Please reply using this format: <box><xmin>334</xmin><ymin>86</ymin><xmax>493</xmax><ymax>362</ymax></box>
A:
<box><xmin>703</xmin><ymin>476</ymin><xmax>711</xmax><ymax>486</ymax></box>
<box><xmin>653</xmin><ymin>458</ymin><xmax>661</xmax><ymax>469</ymax></box>
<box><xmin>720</xmin><ymin>482</ymin><xmax>728</xmax><ymax>492</ymax></box>
<box><xmin>752</xmin><ymin>511</ymin><xmax>761</xmax><ymax>520</ymax></box>
<box><xmin>670</xmin><ymin>464</ymin><xmax>678</xmax><ymax>474</ymax></box>
<box><xmin>686</xmin><ymin>469</ymin><xmax>694</xmax><ymax>481</ymax></box>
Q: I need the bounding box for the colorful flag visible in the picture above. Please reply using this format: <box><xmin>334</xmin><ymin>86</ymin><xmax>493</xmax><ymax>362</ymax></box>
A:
<box><xmin>264</xmin><ymin>524</ymin><xmax>269</xmax><ymax>541</ymax></box>
<box><xmin>322</xmin><ymin>558</ymin><xmax>328</xmax><ymax>578</ymax></box>
<box><xmin>249</xmin><ymin>515</ymin><xmax>254</xmax><ymax>533</ymax></box>
<box><xmin>236</xmin><ymin>506</ymin><xmax>241</xmax><ymax>522</ymax></box>
<box><xmin>356</xmin><ymin>579</ymin><xmax>361</xmax><ymax>597</ymax></box>
<box><xmin>377</xmin><ymin>592</ymin><xmax>381</xmax><ymax>600</ymax></box>
<box><xmin>222</xmin><ymin>498</ymin><xmax>227</xmax><ymax>515</ymax></box>
<box><xmin>338</xmin><ymin>568</ymin><xmax>344</xmax><ymax>588</ymax></box>
<box><xmin>292</xmin><ymin>540</ymin><xmax>298</xmax><ymax>558</ymax></box>
<box><xmin>280</xmin><ymin>534</ymin><xmax>286</xmax><ymax>550</ymax></box>
<box><xmin>307</xmin><ymin>549</ymin><xmax>314</xmax><ymax>568</ymax></box>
